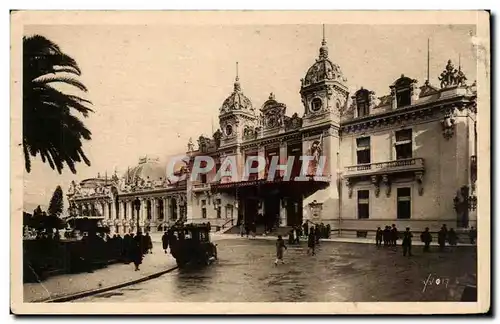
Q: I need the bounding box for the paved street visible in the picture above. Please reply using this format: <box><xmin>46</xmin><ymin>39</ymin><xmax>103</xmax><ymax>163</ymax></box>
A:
<box><xmin>78</xmin><ymin>238</ymin><xmax>477</xmax><ymax>302</ymax></box>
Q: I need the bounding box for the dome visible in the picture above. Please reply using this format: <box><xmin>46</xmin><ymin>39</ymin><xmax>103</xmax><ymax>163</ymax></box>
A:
<box><xmin>124</xmin><ymin>157</ymin><xmax>165</xmax><ymax>182</ymax></box>
<box><xmin>220</xmin><ymin>76</ymin><xmax>254</xmax><ymax>115</ymax></box>
<box><xmin>301</xmin><ymin>39</ymin><xmax>347</xmax><ymax>88</ymax></box>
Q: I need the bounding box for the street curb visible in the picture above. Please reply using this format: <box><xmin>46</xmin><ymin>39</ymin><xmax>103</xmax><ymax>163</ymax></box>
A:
<box><xmin>43</xmin><ymin>265</ymin><xmax>178</xmax><ymax>303</ymax></box>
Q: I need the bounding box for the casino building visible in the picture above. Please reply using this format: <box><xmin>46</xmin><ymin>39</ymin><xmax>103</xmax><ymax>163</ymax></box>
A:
<box><xmin>67</xmin><ymin>32</ymin><xmax>478</xmax><ymax>237</ymax></box>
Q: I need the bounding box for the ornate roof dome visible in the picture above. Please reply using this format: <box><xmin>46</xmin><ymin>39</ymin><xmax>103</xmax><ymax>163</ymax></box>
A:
<box><xmin>220</xmin><ymin>63</ymin><xmax>255</xmax><ymax>115</ymax></box>
<box><xmin>124</xmin><ymin>156</ymin><xmax>165</xmax><ymax>183</ymax></box>
<box><xmin>301</xmin><ymin>37</ymin><xmax>347</xmax><ymax>88</ymax></box>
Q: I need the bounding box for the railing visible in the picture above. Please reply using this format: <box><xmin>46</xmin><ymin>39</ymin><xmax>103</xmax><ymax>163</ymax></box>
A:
<box><xmin>192</xmin><ymin>183</ymin><xmax>211</xmax><ymax>192</ymax></box>
<box><xmin>345</xmin><ymin>158</ymin><xmax>425</xmax><ymax>176</ymax></box>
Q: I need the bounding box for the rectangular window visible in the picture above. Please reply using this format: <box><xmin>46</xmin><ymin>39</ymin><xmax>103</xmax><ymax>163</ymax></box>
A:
<box><xmin>357</xmin><ymin>102</ymin><xmax>369</xmax><ymax>117</ymax></box>
<box><xmin>396</xmin><ymin>89</ymin><xmax>411</xmax><ymax>107</ymax></box>
<box><xmin>356</xmin><ymin>137</ymin><xmax>371</xmax><ymax>164</ymax></box>
<box><xmin>216</xmin><ymin>199</ymin><xmax>222</xmax><ymax>218</ymax></box>
<box><xmin>357</xmin><ymin>190</ymin><xmax>370</xmax><ymax>219</ymax></box>
<box><xmin>202</xmin><ymin>207</ymin><xmax>207</xmax><ymax>219</ymax></box>
<box><xmin>395</xmin><ymin>129</ymin><xmax>413</xmax><ymax>159</ymax></box>
<box><xmin>397</xmin><ymin>187</ymin><xmax>411</xmax><ymax>219</ymax></box>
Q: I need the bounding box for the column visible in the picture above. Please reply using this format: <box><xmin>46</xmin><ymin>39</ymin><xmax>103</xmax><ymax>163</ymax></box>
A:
<box><xmin>258</xmin><ymin>145</ymin><xmax>266</xmax><ymax>180</ymax></box>
<box><xmin>162</xmin><ymin>197</ymin><xmax>167</xmax><ymax>223</ymax></box>
<box><xmin>279</xmin><ymin>141</ymin><xmax>287</xmax><ymax>179</ymax></box>
<box><xmin>166</xmin><ymin>197</ymin><xmax>172</xmax><ymax>222</ymax></box>
<box><xmin>151</xmin><ymin>198</ymin><xmax>157</xmax><ymax>221</ymax></box>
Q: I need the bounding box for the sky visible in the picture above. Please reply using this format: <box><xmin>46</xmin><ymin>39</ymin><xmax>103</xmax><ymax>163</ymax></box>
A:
<box><xmin>22</xmin><ymin>23</ymin><xmax>478</xmax><ymax>211</ymax></box>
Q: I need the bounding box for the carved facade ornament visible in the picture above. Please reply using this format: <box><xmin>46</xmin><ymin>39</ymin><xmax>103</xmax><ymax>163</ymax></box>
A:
<box><xmin>371</xmin><ymin>175</ymin><xmax>380</xmax><ymax>197</ymax></box>
<box><xmin>284</xmin><ymin>113</ymin><xmax>303</xmax><ymax>131</ymax></box>
<box><xmin>441</xmin><ymin>114</ymin><xmax>456</xmax><ymax>140</ymax></box>
<box><xmin>438</xmin><ymin>60</ymin><xmax>468</xmax><ymax>89</ymax></box>
<box><xmin>415</xmin><ymin>171</ymin><xmax>424</xmax><ymax>196</ymax></box>
<box><xmin>382</xmin><ymin>175</ymin><xmax>391</xmax><ymax>197</ymax></box>
<box><xmin>213</xmin><ymin>129</ymin><xmax>222</xmax><ymax>148</ymax></box>
<box><xmin>187</xmin><ymin>138</ymin><xmax>195</xmax><ymax>152</ymax></box>
<box><xmin>345</xmin><ymin>178</ymin><xmax>353</xmax><ymax>198</ymax></box>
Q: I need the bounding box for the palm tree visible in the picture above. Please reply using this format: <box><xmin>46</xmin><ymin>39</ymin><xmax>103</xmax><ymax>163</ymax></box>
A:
<box><xmin>23</xmin><ymin>34</ymin><xmax>93</xmax><ymax>174</ymax></box>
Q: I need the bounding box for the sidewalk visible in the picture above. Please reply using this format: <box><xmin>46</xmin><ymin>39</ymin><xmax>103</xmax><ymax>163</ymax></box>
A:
<box><xmin>24</xmin><ymin>242</ymin><xmax>176</xmax><ymax>303</ymax></box>
<box><xmin>207</xmin><ymin>233</ymin><xmax>476</xmax><ymax>246</ymax></box>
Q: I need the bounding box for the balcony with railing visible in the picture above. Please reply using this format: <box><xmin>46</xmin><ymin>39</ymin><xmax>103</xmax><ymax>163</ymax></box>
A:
<box><xmin>192</xmin><ymin>182</ymin><xmax>211</xmax><ymax>192</ymax></box>
<box><xmin>344</xmin><ymin>158</ymin><xmax>425</xmax><ymax>177</ymax></box>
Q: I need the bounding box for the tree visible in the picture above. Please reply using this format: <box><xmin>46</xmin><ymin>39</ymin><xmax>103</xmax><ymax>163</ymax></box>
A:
<box><xmin>48</xmin><ymin>185</ymin><xmax>64</xmax><ymax>217</ymax></box>
<box><xmin>23</xmin><ymin>34</ymin><xmax>93</xmax><ymax>174</ymax></box>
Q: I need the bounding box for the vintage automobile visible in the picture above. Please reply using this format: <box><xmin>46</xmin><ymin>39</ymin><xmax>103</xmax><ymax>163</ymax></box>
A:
<box><xmin>168</xmin><ymin>223</ymin><xmax>218</xmax><ymax>268</ymax></box>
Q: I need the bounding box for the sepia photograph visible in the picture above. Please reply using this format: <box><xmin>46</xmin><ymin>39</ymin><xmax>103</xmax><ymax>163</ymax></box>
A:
<box><xmin>10</xmin><ymin>10</ymin><xmax>490</xmax><ymax>314</ymax></box>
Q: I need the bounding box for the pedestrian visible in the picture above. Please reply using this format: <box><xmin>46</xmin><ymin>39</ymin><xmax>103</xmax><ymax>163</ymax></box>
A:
<box><xmin>391</xmin><ymin>224</ymin><xmax>399</xmax><ymax>247</ymax></box>
<box><xmin>326</xmin><ymin>224</ymin><xmax>331</xmax><ymax>239</ymax></box>
<box><xmin>245</xmin><ymin>223</ymin><xmax>250</xmax><ymax>238</ymax></box>
<box><xmin>375</xmin><ymin>227</ymin><xmax>383</xmax><ymax>246</ymax></box>
<box><xmin>383</xmin><ymin>226</ymin><xmax>390</xmax><ymax>246</ymax></box>
<box><xmin>448</xmin><ymin>228</ymin><xmax>458</xmax><ymax>246</ymax></box>
<box><xmin>307</xmin><ymin>228</ymin><xmax>316</xmax><ymax>256</ymax></box>
<box><xmin>251</xmin><ymin>221</ymin><xmax>257</xmax><ymax>238</ymax></box>
<box><xmin>402</xmin><ymin>227</ymin><xmax>413</xmax><ymax>257</ymax></box>
<box><xmin>303</xmin><ymin>221</ymin><xmax>309</xmax><ymax>237</ymax></box>
<box><xmin>438</xmin><ymin>224</ymin><xmax>448</xmax><ymax>251</ymax></box>
<box><xmin>162</xmin><ymin>231</ymin><xmax>169</xmax><ymax>254</ymax></box>
<box><xmin>132</xmin><ymin>232</ymin><xmax>144</xmax><ymax>271</ymax></box>
<box><xmin>288</xmin><ymin>228</ymin><xmax>295</xmax><ymax>245</ymax></box>
<box><xmin>294</xmin><ymin>226</ymin><xmax>300</xmax><ymax>244</ymax></box>
<box><xmin>469</xmin><ymin>226</ymin><xmax>477</xmax><ymax>244</ymax></box>
<box><xmin>239</xmin><ymin>222</ymin><xmax>245</xmax><ymax>237</ymax></box>
<box><xmin>275</xmin><ymin>235</ymin><xmax>287</xmax><ymax>266</ymax></box>
<box><xmin>420</xmin><ymin>227</ymin><xmax>432</xmax><ymax>252</ymax></box>
<box><xmin>145</xmin><ymin>232</ymin><xmax>153</xmax><ymax>254</ymax></box>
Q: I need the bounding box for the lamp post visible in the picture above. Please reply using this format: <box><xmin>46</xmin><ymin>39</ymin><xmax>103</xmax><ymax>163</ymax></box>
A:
<box><xmin>134</xmin><ymin>197</ymin><xmax>141</xmax><ymax>234</ymax></box>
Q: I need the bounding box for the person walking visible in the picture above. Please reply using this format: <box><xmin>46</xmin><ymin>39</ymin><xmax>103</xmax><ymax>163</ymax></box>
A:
<box><xmin>161</xmin><ymin>231</ymin><xmax>169</xmax><ymax>254</ymax></box>
<box><xmin>391</xmin><ymin>224</ymin><xmax>399</xmax><ymax>247</ymax></box>
<box><xmin>275</xmin><ymin>235</ymin><xmax>288</xmax><ymax>266</ymax></box>
<box><xmin>375</xmin><ymin>227</ymin><xmax>383</xmax><ymax>247</ymax></box>
<box><xmin>448</xmin><ymin>228</ymin><xmax>458</xmax><ymax>246</ymax></box>
<box><xmin>402</xmin><ymin>227</ymin><xmax>413</xmax><ymax>257</ymax></box>
<box><xmin>307</xmin><ymin>228</ymin><xmax>316</xmax><ymax>256</ymax></box>
<box><xmin>239</xmin><ymin>222</ymin><xmax>245</xmax><ymax>237</ymax></box>
<box><xmin>145</xmin><ymin>232</ymin><xmax>153</xmax><ymax>254</ymax></box>
<box><xmin>438</xmin><ymin>224</ymin><xmax>448</xmax><ymax>251</ymax></box>
<box><xmin>420</xmin><ymin>227</ymin><xmax>432</xmax><ymax>252</ymax></box>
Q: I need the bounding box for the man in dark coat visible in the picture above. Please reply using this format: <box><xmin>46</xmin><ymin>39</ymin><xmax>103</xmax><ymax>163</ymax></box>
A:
<box><xmin>307</xmin><ymin>228</ymin><xmax>316</xmax><ymax>256</ymax></box>
<box><xmin>420</xmin><ymin>227</ymin><xmax>432</xmax><ymax>252</ymax></box>
<box><xmin>391</xmin><ymin>224</ymin><xmax>399</xmax><ymax>246</ymax></box>
<box><xmin>438</xmin><ymin>224</ymin><xmax>448</xmax><ymax>251</ymax></box>
<box><xmin>402</xmin><ymin>227</ymin><xmax>413</xmax><ymax>257</ymax></box>
<box><xmin>303</xmin><ymin>221</ymin><xmax>309</xmax><ymax>237</ymax></box>
<box><xmin>132</xmin><ymin>232</ymin><xmax>144</xmax><ymax>271</ymax></box>
<box><xmin>448</xmin><ymin>228</ymin><xmax>458</xmax><ymax>246</ymax></box>
<box><xmin>375</xmin><ymin>227</ymin><xmax>383</xmax><ymax>247</ymax></box>
<box><xmin>383</xmin><ymin>226</ymin><xmax>391</xmax><ymax>246</ymax></box>
<box><xmin>162</xmin><ymin>231</ymin><xmax>169</xmax><ymax>253</ymax></box>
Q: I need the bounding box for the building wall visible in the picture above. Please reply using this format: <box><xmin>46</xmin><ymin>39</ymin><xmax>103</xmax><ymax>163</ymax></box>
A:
<box><xmin>338</xmin><ymin>114</ymin><xmax>473</xmax><ymax>232</ymax></box>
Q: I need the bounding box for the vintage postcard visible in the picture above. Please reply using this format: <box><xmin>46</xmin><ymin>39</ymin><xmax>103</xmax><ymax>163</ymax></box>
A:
<box><xmin>11</xmin><ymin>10</ymin><xmax>490</xmax><ymax>315</ymax></box>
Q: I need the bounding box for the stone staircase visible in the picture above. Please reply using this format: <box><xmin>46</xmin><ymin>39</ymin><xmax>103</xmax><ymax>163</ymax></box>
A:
<box><xmin>222</xmin><ymin>224</ymin><xmax>293</xmax><ymax>237</ymax></box>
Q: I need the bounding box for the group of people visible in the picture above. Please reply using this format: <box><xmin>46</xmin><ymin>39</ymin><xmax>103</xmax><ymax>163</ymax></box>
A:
<box><xmin>375</xmin><ymin>224</ymin><xmax>477</xmax><ymax>257</ymax></box>
<box><xmin>274</xmin><ymin>223</ymin><xmax>327</xmax><ymax>265</ymax></box>
<box><xmin>92</xmin><ymin>232</ymin><xmax>154</xmax><ymax>271</ymax></box>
